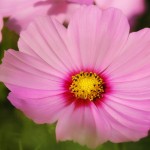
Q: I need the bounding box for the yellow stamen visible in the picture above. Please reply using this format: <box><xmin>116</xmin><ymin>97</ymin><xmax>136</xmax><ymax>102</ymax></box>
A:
<box><xmin>69</xmin><ymin>72</ymin><xmax>104</xmax><ymax>101</ymax></box>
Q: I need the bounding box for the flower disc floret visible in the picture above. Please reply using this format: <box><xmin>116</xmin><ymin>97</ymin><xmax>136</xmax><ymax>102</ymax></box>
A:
<box><xmin>69</xmin><ymin>72</ymin><xmax>104</xmax><ymax>100</ymax></box>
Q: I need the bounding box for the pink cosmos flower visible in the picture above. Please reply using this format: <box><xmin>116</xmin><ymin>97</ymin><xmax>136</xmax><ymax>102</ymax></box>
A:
<box><xmin>0</xmin><ymin>6</ymin><xmax>150</xmax><ymax>148</ymax></box>
<box><xmin>0</xmin><ymin>17</ymin><xmax>3</xmax><ymax>42</ymax></box>
<box><xmin>0</xmin><ymin>0</ymin><xmax>145</xmax><ymax>33</ymax></box>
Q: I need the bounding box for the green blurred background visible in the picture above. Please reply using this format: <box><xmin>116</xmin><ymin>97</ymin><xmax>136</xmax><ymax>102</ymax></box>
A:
<box><xmin>0</xmin><ymin>0</ymin><xmax>150</xmax><ymax>149</ymax></box>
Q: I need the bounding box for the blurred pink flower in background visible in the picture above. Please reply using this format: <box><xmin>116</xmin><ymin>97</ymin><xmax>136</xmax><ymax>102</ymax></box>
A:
<box><xmin>0</xmin><ymin>17</ymin><xmax>3</xmax><ymax>42</ymax></box>
<box><xmin>95</xmin><ymin>0</ymin><xmax>145</xmax><ymax>18</ymax></box>
<box><xmin>0</xmin><ymin>6</ymin><xmax>150</xmax><ymax>148</ymax></box>
<box><xmin>68</xmin><ymin>0</ymin><xmax>93</xmax><ymax>4</ymax></box>
<box><xmin>0</xmin><ymin>0</ymin><xmax>145</xmax><ymax>33</ymax></box>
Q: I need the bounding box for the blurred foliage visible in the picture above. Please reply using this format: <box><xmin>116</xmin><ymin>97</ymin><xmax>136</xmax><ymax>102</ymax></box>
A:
<box><xmin>0</xmin><ymin>0</ymin><xmax>150</xmax><ymax>149</ymax></box>
<box><xmin>0</xmin><ymin>22</ymin><xmax>18</xmax><ymax>63</ymax></box>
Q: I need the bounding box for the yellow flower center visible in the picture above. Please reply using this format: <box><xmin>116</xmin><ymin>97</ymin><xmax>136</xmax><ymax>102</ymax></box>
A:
<box><xmin>69</xmin><ymin>72</ymin><xmax>104</xmax><ymax>101</ymax></box>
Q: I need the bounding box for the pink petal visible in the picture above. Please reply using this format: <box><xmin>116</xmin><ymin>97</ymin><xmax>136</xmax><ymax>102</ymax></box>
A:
<box><xmin>6</xmin><ymin>84</ymin><xmax>63</xmax><ymax>99</ymax></box>
<box><xmin>56</xmin><ymin>101</ymin><xmax>110</xmax><ymax>148</ymax></box>
<box><xmin>106</xmin><ymin>28</ymin><xmax>150</xmax><ymax>81</ymax></box>
<box><xmin>0</xmin><ymin>17</ymin><xmax>3</xmax><ymax>42</ymax></box>
<box><xmin>110</xmin><ymin>91</ymin><xmax>150</xmax><ymax>101</ymax></box>
<box><xmin>6</xmin><ymin>1</ymin><xmax>54</xmax><ymax>32</ymax></box>
<box><xmin>7</xmin><ymin>6</ymin><xmax>50</xmax><ymax>33</ymax></box>
<box><xmin>8</xmin><ymin>92</ymin><xmax>68</xmax><ymax>124</ymax></box>
<box><xmin>67</xmin><ymin>6</ymin><xmax>129</xmax><ymax>70</ymax></box>
<box><xmin>0</xmin><ymin>50</ymin><xmax>65</xmax><ymax>90</ymax></box>
<box><xmin>67</xmin><ymin>0</ymin><xmax>93</xmax><ymax>5</ymax></box>
<box><xmin>111</xmin><ymin>77</ymin><xmax>150</xmax><ymax>94</ymax></box>
<box><xmin>0</xmin><ymin>0</ymin><xmax>38</xmax><ymax>16</ymax></box>
<box><xmin>18</xmin><ymin>16</ymin><xmax>77</xmax><ymax>72</ymax></box>
<box><xmin>106</xmin><ymin>93</ymin><xmax>150</xmax><ymax>111</ymax></box>
<box><xmin>101</xmin><ymin>96</ymin><xmax>150</xmax><ymax>142</ymax></box>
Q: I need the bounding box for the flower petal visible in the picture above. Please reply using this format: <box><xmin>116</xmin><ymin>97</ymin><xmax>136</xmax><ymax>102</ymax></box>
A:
<box><xmin>8</xmin><ymin>92</ymin><xmax>68</xmax><ymax>124</ymax></box>
<box><xmin>6</xmin><ymin>84</ymin><xmax>62</xmax><ymax>99</ymax></box>
<box><xmin>18</xmin><ymin>16</ymin><xmax>78</xmax><ymax>72</ymax></box>
<box><xmin>0</xmin><ymin>17</ymin><xmax>3</xmax><ymax>42</ymax></box>
<box><xmin>6</xmin><ymin>0</ymin><xmax>63</xmax><ymax>32</ymax></box>
<box><xmin>105</xmin><ymin>28</ymin><xmax>150</xmax><ymax>82</ymax></box>
<box><xmin>101</xmin><ymin>96</ymin><xmax>150</xmax><ymax>142</ymax></box>
<box><xmin>67</xmin><ymin>6</ymin><xmax>129</xmax><ymax>70</ymax></box>
<box><xmin>0</xmin><ymin>0</ymin><xmax>34</xmax><ymax>16</ymax></box>
<box><xmin>0</xmin><ymin>50</ymin><xmax>65</xmax><ymax>90</ymax></box>
<box><xmin>67</xmin><ymin>0</ymin><xmax>93</xmax><ymax>5</ymax></box>
<box><xmin>56</xmin><ymin>101</ymin><xmax>110</xmax><ymax>148</ymax></box>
